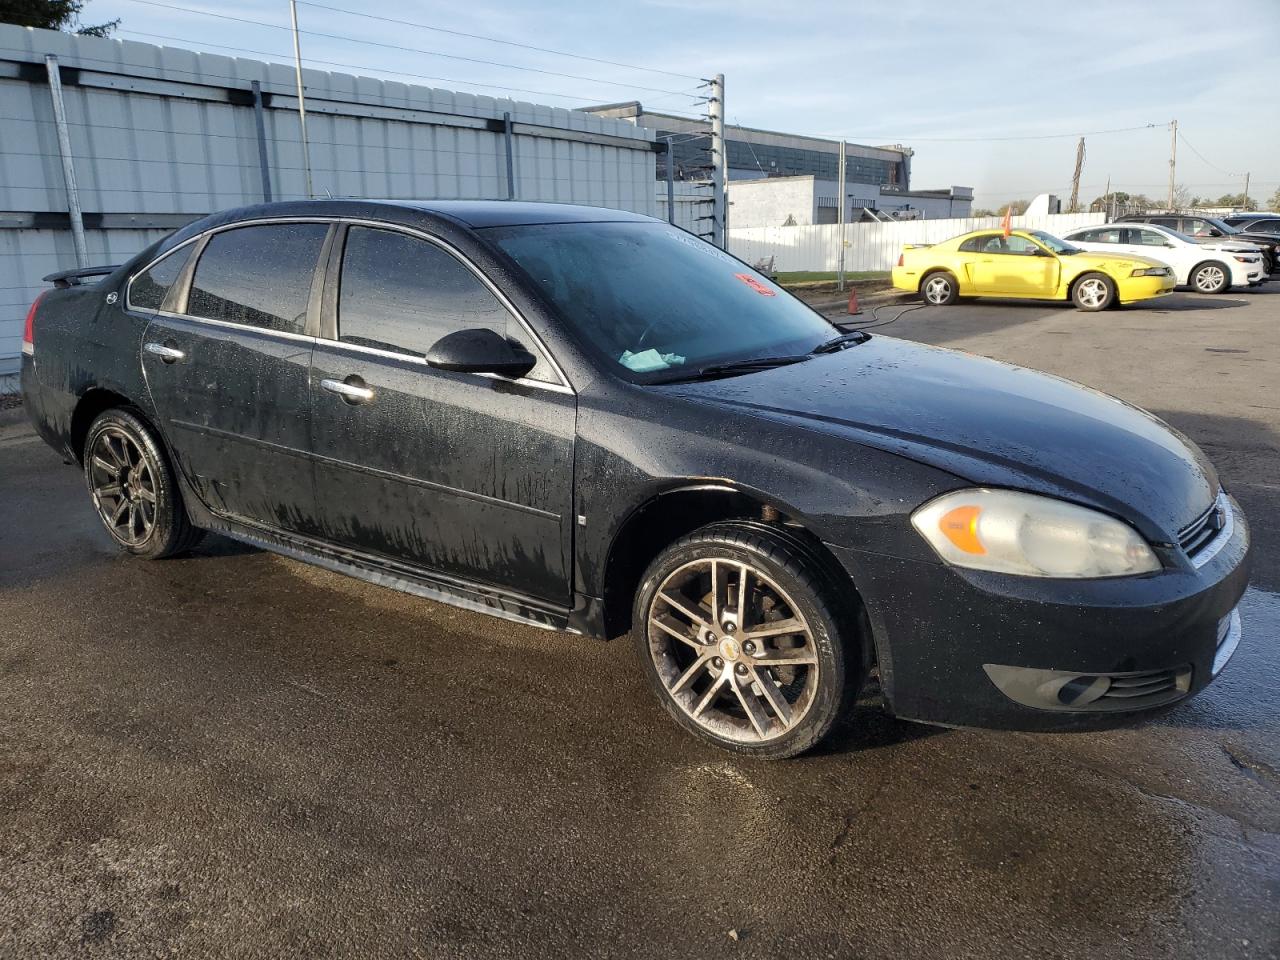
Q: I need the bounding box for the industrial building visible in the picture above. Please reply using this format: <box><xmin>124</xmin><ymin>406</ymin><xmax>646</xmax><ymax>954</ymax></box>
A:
<box><xmin>584</xmin><ymin>101</ymin><xmax>973</xmax><ymax>227</ymax></box>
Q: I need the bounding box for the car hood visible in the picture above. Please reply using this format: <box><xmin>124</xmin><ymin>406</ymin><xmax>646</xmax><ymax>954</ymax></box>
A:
<box><xmin>1065</xmin><ymin>250</ymin><xmax>1167</xmax><ymax>270</ymax></box>
<box><xmin>664</xmin><ymin>337</ymin><xmax>1217</xmax><ymax>539</ymax></box>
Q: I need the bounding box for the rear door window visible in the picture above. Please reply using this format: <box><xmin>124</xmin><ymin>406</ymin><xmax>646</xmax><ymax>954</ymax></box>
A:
<box><xmin>187</xmin><ymin>223</ymin><xmax>328</xmax><ymax>335</ymax></box>
<box><xmin>1136</xmin><ymin>229</ymin><xmax>1169</xmax><ymax>246</ymax></box>
<box><xmin>336</xmin><ymin>226</ymin><xmax>558</xmax><ymax>383</ymax></box>
<box><xmin>129</xmin><ymin>244</ymin><xmax>194</xmax><ymax>311</ymax></box>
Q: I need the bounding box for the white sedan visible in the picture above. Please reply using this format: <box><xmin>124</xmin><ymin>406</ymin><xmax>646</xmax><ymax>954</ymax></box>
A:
<box><xmin>1061</xmin><ymin>222</ymin><xmax>1265</xmax><ymax>293</ymax></box>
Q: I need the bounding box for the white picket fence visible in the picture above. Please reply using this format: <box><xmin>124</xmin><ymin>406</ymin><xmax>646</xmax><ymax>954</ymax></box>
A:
<box><xmin>727</xmin><ymin>213</ymin><xmax>1108</xmax><ymax>274</ymax></box>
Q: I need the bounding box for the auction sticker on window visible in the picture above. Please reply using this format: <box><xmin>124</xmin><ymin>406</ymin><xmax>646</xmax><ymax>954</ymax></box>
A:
<box><xmin>734</xmin><ymin>273</ymin><xmax>776</xmax><ymax>296</ymax></box>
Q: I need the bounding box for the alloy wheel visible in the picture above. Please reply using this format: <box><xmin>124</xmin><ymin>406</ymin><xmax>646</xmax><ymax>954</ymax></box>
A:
<box><xmin>924</xmin><ymin>276</ymin><xmax>952</xmax><ymax>304</ymax></box>
<box><xmin>88</xmin><ymin>426</ymin><xmax>157</xmax><ymax>546</ymax></box>
<box><xmin>1195</xmin><ymin>265</ymin><xmax>1225</xmax><ymax>293</ymax></box>
<box><xmin>646</xmin><ymin>557</ymin><xmax>820</xmax><ymax>744</ymax></box>
<box><xmin>1077</xmin><ymin>278</ymin><xmax>1108</xmax><ymax>308</ymax></box>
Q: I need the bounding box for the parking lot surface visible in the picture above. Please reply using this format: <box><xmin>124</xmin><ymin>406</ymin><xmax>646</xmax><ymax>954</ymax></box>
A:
<box><xmin>2</xmin><ymin>286</ymin><xmax>1278</xmax><ymax>959</ymax></box>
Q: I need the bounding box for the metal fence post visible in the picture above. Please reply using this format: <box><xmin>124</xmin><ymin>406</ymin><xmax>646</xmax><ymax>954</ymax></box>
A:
<box><xmin>251</xmin><ymin>80</ymin><xmax>273</xmax><ymax>203</ymax></box>
<box><xmin>44</xmin><ymin>55</ymin><xmax>88</xmax><ymax>268</ymax></box>
<box><xmin>504</xmin><ymin>112</ymin><xmax>516</xmax><ymax>200</ymax></box>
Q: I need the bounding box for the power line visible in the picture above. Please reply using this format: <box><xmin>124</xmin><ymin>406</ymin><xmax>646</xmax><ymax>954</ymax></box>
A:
<box><xmin>294</xmin><ymin>0</ymin><xmax>704</xmax><ymax>82</ymax></box>
<box><xmin>116</xmin><ymin>0</ymin><xmax>699</xmax><ymax>98</ymax></box>
<box><xmin>1176</xmin><ymin>131</ymin><xmax>1242</xmax><ymax>178</ymax></box>
<box><xmin>817</xmin><ymin>123</ymin><xmax>1164</xmax><ymax>145</ymax></box>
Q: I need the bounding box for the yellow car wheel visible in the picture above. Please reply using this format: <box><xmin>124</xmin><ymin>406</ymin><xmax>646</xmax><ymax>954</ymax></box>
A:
<box><xmin>921</xmin><ymin>271</ymin><xmax>959</xmax><ymax>306</ymax></box>
<box><xmin>1071</xmin><ymin>273</ymin><xmax>1115</xmax><ymax>312</ymax></box>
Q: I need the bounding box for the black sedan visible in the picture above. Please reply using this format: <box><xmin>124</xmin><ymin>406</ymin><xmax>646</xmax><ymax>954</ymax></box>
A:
<box><xmin>20</xmin><ymin>200</ymin><xmax>1251</xmax><ymax>758</ymax></box>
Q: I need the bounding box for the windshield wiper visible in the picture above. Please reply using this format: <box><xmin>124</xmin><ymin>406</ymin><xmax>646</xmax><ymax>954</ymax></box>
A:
<box><xmin>655</xmin><ymin>354</ymin><xmax>811</xmax><ymax>383</ymax></box>
<box><xmin>810</xmin><ymin>330</ymin><xmax>871</xmax><ymax>354</ymax></box>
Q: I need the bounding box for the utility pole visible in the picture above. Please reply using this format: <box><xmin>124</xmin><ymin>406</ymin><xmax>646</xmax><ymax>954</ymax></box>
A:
<box><xmin>837</xmin><ymin>139</ymin><xmax>847</xmax><ymax>290</ymax></box>
<box><xmin>708</xmin><ymin>73</ymin><xmax>726</xmax><ymax>249</ymax></box>
<box><xmin>1243</xmin><ymin>171</ymin><xmax>1250</xmax><ymax>210</ymax></box>
<box><xmin>1166</xmin><ymin>119</ymin><xmax>1177</xmax><ymax>210</ymax></box>
<box><xmin>664</xmin><ymin>136</ymin><xmax>675</xmax><ymax>225</ymax></box>
<box><xmin>290</xmin><ymin>0</ymin><xmax>314</xmax><ymax>199</ymax></box>
<box><xmin>1068</xmin><ymin>137</ymin><xmax>1085</xmax><ymax>213</ymax></box>
<box><xmin>1103</xmin><ymin>174</ymin><xmax>1112</xmax><ymax>219</ymax></box>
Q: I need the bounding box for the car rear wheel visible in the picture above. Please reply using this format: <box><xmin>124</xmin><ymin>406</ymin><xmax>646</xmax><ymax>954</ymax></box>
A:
<box><xmin>920</xmin><ymin>271</ymin><xmax>959</xmax><ymax>306</ymax></box>
<box><xmin>84</xmin><ymin>408</ymin><xmax>204</xmax><ymax>559</ymax></box>
<box><xmin>633</xmin><ymin>522</ymin><xmax>864</xmax><ymax>759</ymax></box>
<box><xmin>1191</xmin><ymin>261</ymin><xmax>1230</xmax><ymax>294</ymax></box>
<box><xmin>1071</xmin><ymin>273</ymin><xmax>1115</xmax><ymax>311</ymax></box>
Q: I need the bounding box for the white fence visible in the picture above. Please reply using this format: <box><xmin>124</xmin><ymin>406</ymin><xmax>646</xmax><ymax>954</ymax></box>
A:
<box><xmin>728</xmin><ymin>213</ymin><xmax>1108</xmax><ymax>273</ymax></box>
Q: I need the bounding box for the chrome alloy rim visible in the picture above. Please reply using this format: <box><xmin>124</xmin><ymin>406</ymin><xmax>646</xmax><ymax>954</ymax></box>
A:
<box><xmin>1195</xmin><ymin>265</ymin><xmax>1225</xmax><ymax>292</ymax></box>
<box><xmin>923</xmin><ymin>275</ymin><xmax>952</xmax><ymax>304</ymax></box>
<box><xmin>1077</xmin><ymin>277</ymin><xmax>1108</xmax><ymax>308</ymax></box>
<box><xmin>647</xmin><ymin>558</ymin><xmax>820</xmax><ymax>743</ymax></box>
<box><xmin>89</xmin><ymin>427</ymin><xmax>156</xmax><ymax>546</ymax></box>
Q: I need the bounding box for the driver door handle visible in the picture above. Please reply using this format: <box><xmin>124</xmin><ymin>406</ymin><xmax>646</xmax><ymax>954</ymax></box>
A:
<box><xmin>144</xmin><ymin>342</ymin><xmax>185</xmax><ymax>363</ymax></box>
<box><xmin>320</xmin><ymin>377</ymin><xmax>375</xmax><ymax>404</ymax></box>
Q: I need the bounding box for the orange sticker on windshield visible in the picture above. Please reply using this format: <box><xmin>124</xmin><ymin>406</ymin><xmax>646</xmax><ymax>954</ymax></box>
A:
<box><xmin>734</xmin><ymin>273</ymin><xmax>776</xmax><ymax>296</ymax></box>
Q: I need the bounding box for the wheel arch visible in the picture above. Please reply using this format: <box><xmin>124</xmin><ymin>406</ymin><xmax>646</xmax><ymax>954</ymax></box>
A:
<box><xmin>1065</xmin><ymin>269</ymin><xmax>1115</xmax><ymax>302</ymax></box>
<box><xmin>918</xmin><ymin>267</ymin><xmax>958</xmax><ymax>294</ymax></box>
<box><xmin>70</xmin><ymin>386</ymin><xmax>138</xmax><ymax>463</ymax></box>
<box><xmin>599</xmin><ymin>482</ymin><xmax>865</xmax><ymax>643</ymax></box>
<box><xmin>1190</xmin><ymin>258</ymin><xmax>1230</xmax><ymax>281</ymax></box>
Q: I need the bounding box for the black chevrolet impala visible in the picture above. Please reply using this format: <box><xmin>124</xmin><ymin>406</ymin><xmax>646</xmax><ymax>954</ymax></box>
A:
<box><xmin>21</xmin><ymin>201</ymin><xmax>1251</xmax><ymax>758</ymax></box>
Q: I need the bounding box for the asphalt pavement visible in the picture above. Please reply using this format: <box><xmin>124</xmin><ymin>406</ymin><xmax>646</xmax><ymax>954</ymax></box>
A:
<box><xmin>1</xmin><ymin>285</ymin><xmax>1278</xmax><ymax>959</ymax></box>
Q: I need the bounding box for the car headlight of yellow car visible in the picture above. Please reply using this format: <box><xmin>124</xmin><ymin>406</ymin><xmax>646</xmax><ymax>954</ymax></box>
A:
<box><xmin>1130</xmin><ymin>266</ymin><xmax>1170</xmax><ymax>277</ymax></box>
<box><xmin>911</xmin><ymin>489</ymin><xmax>1161</xmax><ymax>577</ymax></box>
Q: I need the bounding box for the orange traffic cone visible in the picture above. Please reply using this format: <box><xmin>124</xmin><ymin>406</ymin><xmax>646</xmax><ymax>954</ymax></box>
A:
<box><xmin>847</xmin><ymin>287</ymin><xmax>861</xmax><ymax>315</ymax></box>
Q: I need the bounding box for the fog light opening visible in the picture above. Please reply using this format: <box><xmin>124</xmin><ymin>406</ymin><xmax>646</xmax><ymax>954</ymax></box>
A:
<box><xmin>1054</xmin><ymin>675</ymin><xmax>1111</xmax><ymax>706</ymax></box>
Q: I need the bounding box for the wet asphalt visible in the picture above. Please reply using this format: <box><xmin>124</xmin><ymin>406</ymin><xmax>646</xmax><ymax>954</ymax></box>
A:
<box><xmin>1</xmin><ymin>286</ymin><xmax>1278</xmax><ymax>959</ymax></box>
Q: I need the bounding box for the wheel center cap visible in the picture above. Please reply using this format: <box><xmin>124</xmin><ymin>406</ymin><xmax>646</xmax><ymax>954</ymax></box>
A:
<box><xmin>719</xmin><ymin>637</ymin><xmax>741</xmax><ymax>662</ymax></box>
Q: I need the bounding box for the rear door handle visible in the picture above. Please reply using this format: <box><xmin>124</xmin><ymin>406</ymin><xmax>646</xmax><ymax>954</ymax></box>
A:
<box><xmin>144</xmin><ymin>342</ymin><xmax>185</xmax><ymax>363</ymax></box>
<box><xmin>320</xmin><ymin>377</ymin><xmax>375</xmax><ymax>404</ymax></box>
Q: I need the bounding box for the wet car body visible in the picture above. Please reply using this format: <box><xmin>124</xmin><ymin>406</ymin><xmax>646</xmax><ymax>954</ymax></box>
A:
<box><xmin>22</xmin><ymin>200</ymin><xmax>1251</xmax><ymax>735</ymax></box>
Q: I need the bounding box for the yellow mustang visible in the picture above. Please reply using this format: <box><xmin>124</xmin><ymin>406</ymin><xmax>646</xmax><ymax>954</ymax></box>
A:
<box><xmin>892</xmin><ymin>228</ymin><xmax>1176</xmax><ymax>311</ymax></box>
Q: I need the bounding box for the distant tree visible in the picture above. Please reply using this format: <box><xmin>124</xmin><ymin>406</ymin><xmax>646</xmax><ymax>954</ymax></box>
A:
<box><xmin>1089</xmin><ymin>191</ymin><xmax>1152</xmax><ymax>214</ymax></box>
<box><xmin>1170</xmin><ymin>184</ymin><xmax>1193</xmax><ymax>210</ymax></box>
<box><xmin>997</xmin><ymin>200</ymin><xmax>1029</xmax><ymax>216</ymax></box>
<box><xmin>1268</xmin><ymin>186</ymin><xmax>1280</xmax><ymax>212</ymax></box>
<box><xmin>1212</xmin><ymin>193</ymin><xmax>1256</xmax><ymax>210</ymax></box>
<box><xmin>0</xmin><ymin>0</ymin><xmax>119</xmax><ymax>36</ymax></box>
<box><xmin>971</xmin><ymin>208</ymin><xmax>997</xmax><ymax>218</ymax></box>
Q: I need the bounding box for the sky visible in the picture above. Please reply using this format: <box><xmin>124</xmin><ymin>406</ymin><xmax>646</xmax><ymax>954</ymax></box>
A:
<box><xmin>81</xmin><ymin>0</ymin><xmax>1280</xmax><ymax>209</ymax></box>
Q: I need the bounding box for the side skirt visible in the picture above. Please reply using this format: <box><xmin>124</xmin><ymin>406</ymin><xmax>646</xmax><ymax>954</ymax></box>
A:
<box><xmin>203</xmin><ymin>512</ymin><xmax>579</xmax><ymax>635</ymax></box>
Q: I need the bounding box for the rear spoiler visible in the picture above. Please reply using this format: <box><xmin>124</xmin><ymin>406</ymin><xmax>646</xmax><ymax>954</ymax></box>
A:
<box><xmin>42</xmin><ymin>264</ymin><xmax>121</xmax><ymax>289</ymax></box>
<box><xmin>900</xmin><ymin>243</ymin><xmax>934</xmax><ymax>251</ymax></box>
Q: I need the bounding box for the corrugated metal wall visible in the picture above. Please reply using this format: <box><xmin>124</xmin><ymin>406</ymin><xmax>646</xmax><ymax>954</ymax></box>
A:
<box><xmin>656</xmin><ymin>181</ymin><xmax>714</xmax><ymax>237</ymax></box>
<box><xmin>727</xmin><ymin>213</ymin><xmax>1108</xmax><ymax>273</ymax></box>
<box><xmin>0</xmin><ymin>23</ymin><xmax>660</xmax><ymax>385</ymax></box>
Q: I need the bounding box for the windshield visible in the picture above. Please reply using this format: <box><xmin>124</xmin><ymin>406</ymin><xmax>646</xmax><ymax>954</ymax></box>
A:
<box><xmin>1029</xmin><ymin>230</ymin><xmax>1081</xmax><ymax>255</ymax></box>
<box><xmin>486</xmin><ymin>221</ymin><xmax>838</xmax><ymax>382</ymax></box>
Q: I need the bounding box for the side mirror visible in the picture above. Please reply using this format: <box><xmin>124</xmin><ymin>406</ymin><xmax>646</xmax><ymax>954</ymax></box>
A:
<box><xmin>1208</xmin><ymin>229</ymin><xmax>1223</xmax><ymax>237</ymax></box>
<box><xmin>425</xmin><ymin>328</ymin><xmax>536</xmax><ymax>379</ymax></box>
<box><xmin>1165</xmin><ymin>242</ymin><xmax>1176</xmax><ymax>248</ymax></box>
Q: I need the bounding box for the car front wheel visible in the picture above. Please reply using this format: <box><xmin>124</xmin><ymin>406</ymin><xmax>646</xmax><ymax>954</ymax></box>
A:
<box><xmin>1072</xmin><ymin>273</ymin><xmax>1115</xmax><ymax>311</ymax></box>
<box><xmin>633</xmin><ymin>522</ymin><xmax>864</xmax><ymax>759</ymax></box>
<box><xmin>1191</xmin><ymin>261</ymin><xmax>1230</xmax><ymax>294</ymax></box>
<box><xmin>83</xmin><ymin>407</ymin><xmax>204</xmax><ymax>559</ymax></box>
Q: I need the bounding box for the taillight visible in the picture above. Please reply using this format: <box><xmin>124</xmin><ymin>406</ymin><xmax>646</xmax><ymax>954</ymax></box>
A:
<box><xmin>22</xmin><ymin>291</ymin><xmax>46</xmax><ymax>357</ymax></box>
<box><xmin>897</xmin><ymin>253</ymin><xmax>904</xmax><ymax>267</ymax></box>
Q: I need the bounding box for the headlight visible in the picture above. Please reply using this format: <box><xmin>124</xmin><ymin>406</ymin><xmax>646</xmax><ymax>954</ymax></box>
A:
<box><xmin>1130</xmin><ymin>266</ymin><xmax>1168</xmax><ymax>277</ymax></box>
<box><xmin>911</xmin><ymin>489</ymin><xmax>1161</xmax><ymax>578</ymax></box>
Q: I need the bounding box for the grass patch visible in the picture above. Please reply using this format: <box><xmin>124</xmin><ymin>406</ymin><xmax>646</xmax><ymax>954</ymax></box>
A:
<box><xmin>774</xmin><ymin>270</ymin><xmax>890</xmax><ymax>286</ymax></box>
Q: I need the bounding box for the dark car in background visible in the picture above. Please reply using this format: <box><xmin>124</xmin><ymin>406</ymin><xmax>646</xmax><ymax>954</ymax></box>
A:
<box><xmin>1222</xmin><ymin>212</ymin><xmax>1280</xmax><ymax>234</ymax></box>
<box><xmin>1117</xmin><ymin>213</ymin><xmax>1278</xmax><ymax>275</ymax></box>
<box><xmin>20</xmin><ymin>200</ymin><xmax>1251</xmax><ymax>758</ymax></box>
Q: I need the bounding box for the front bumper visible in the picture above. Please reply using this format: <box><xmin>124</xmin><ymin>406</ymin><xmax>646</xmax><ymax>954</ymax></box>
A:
<box><xmin>1116</xmin><ymin>273</ymin><xmax>1176</xmax><ymax>303</ymax></box>
<box><xmin>830</xmin><ymin>494</ymin><xmax>1251</xmax><ymax>730</ymax></box>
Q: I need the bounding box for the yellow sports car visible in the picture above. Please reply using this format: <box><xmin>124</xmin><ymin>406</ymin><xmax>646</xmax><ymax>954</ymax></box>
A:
<box><xmin>891</xmin><ymin>229</ymin><xmax>1176</xmax><ymax>311</ymax></box>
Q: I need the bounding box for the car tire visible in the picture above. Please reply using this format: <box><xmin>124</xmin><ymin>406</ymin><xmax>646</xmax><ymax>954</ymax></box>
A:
<box><xmin>1190</xmin><ymin>261</ymin><xmax>1230</xmax><ymax>295</ymax></box>
<box><xmin>920</xmin><ymin>270</ymin><xmax>959</xmax><ymax>306</ymax></box>
<box><xmin>83</xmin><ymin>407</ymin><xmax>204</xmax><ymax>559</ymax></box>
<box><xmin>1071</xmin><ymin>272</ymin><xmax>1115</xmax><ymax>311</ymax></box>
<box><xmin>632</xmin><ymin>521</ymin><xmax>865</xmax><ymax>759</ymax></box>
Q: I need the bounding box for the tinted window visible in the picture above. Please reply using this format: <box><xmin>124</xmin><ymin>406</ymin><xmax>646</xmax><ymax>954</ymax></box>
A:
<box><xmin>487</xmin><ymin>221</ymin><xmax>837</xmax><ymax>383</ymax></box>
<box><xmin>975</xmin><ymin>234</ymin><xmax>1041</xmax><ymax>254</ymax></box>
<box><xmin>129</xmin><ymin>245</ymin><xmax>193</xmax><ymax>311</ymax></box>
<box><xmin>188</xmin><ymin>223</ymin><xmax>328</xmax><ymax>334</ymax></box>
<box><xmin>1247</xmin><ymin>219</ymin><xmax>1280</xmax><ymax>234</ymax></box>
<box><xmin>959</xmin><ymin>234</ymin><xmax>999</xmax><ymax>252</ymax></box>
<box><xmin>1150</xmin><ymin>217</ymin><xmax>1179</xmax><ymax>228</ymax></box>
<box><xmin>1136</xmin><ymin>229</ymin><xmax>1169</xmax><ymax>246</ymax></box>
<box><xmin>338</xmin><ymin>226</ymin><xmax>556</xmax><ymax>383</ymax></box>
